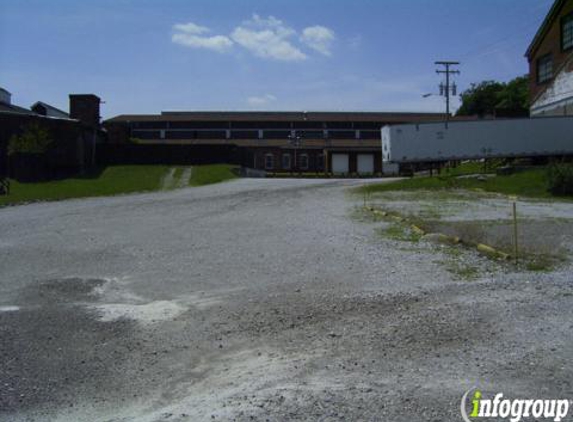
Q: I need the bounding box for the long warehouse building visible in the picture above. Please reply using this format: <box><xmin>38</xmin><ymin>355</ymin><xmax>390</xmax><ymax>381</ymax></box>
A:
<box><xmin>104</xmin><ymin>111</ymin><xmax>443</xmax><ymax>174</ymax></box>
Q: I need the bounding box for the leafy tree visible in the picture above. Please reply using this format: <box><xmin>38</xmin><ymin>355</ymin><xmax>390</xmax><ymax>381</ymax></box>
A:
<box><xmin>456</xmin><ymin>75</ymin><xmax>529</xmax><ymax>117</ymax></box>
<box><xmin>8</xmin><ymin>123</ymin><xmax>53</xmax><ymax>155</ymax></box>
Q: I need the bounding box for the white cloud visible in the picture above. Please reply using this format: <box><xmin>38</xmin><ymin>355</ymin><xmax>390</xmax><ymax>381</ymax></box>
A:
<box><xmin>231</xmin><ymin>14</ymin><xmax>307</xmax><ymax>62</ymax></box>
<box><xmin>173</xmin><ymin>22</ymin><xmax>209</xmax><ymax>35</ymax></box>
<box><xmin>172</xmin><ymin>22</ymin><xmax>233</xmax><ymax>53</ymax></box>
<box><xmin>172</xmin><ymin>16</ymin><xmax>336</xmax><ymax>61</ymax></box>
<box><xmin>301</xmin><ymin>25</ymin><xmax>335</xmax><ymax>56</ymax></box>
<box><xmin>247</xmin><ymin>94</ymin><xmax>277</xmax><ymax>106</ymax></box>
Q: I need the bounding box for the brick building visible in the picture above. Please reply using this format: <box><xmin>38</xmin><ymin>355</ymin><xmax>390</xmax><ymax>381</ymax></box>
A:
<box><xmin>104</xmin><ymin>111</ymin><xmax>443</xmax><ymax>174</ymax></box>
<box><xmin>526</xmin><ymin>0</ymin><xmax>573</xmax><ymax>116</ymax></box>
<box><xmin>0</xmin><ymin>89</ymin><xmax>104</xmax><ymax>181</ymax></box>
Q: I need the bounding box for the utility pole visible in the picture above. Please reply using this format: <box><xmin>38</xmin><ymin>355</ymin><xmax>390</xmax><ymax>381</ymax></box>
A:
<box><xmin>435</xmin><ymin>61</ymin><xmax>460</xmax><ymax>122</ymax></box>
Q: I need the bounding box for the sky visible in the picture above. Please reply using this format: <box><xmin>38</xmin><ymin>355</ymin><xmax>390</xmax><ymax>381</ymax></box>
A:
<box><xmin>0</xmin><ymin>0</ymin><xmax>555</xmax><ymax>119</ymax></box>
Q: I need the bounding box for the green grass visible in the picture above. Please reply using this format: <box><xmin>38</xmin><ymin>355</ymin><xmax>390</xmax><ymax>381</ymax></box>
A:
<box><xmin>0</xmin><ymin>164</ymin><xmax>239</xmax><ymax>207</ymax></box>
<box><xmin>359</xmin><ymin>168</ymin><xmax>558</xmax><ymax>199</ymax></box>
<box><xmin>442</xmin><ymin>159</ymin><xmax>504</xmax><ymax>176</ymax></box>
<box><xmin>376</xmin><ymin>223</ymin><xmax>422</xmax><ymax>242</ymax></box>
<box><xmin>188</xmin><ymin>164</ymin><xmax>238</xmax><ymax>187</ymax></box>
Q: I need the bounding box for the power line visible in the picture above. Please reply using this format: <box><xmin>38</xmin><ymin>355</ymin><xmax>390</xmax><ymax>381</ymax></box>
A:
<box><xmin>459</xmin><ymin>1</ymin><xmax>552</xmax><ymax>63</ymax></box>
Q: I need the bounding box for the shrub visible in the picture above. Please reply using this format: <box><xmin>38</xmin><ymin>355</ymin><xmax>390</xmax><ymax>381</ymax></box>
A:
<box><xmin>546</xmin><ymin>163</ymin><xmax>573</xmax><ymax>196</ymax></box>
<box><xmin>8</xmin><ymin>123</ymin><xmax>53</xmax><ymax>155</ymax></box>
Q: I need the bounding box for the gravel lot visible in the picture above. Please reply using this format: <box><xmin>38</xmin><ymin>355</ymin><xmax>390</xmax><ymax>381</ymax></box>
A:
<box><xmin>1</xmin><ymin>178</ymin><xmax>573</xmax><ymax>421</ymax></box>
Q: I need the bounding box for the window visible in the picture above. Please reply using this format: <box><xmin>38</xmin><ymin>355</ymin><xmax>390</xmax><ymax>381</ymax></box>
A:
<box><xmin>563</xmin><ymin>12</ymin><xmax>573</xmax><ymax>51</ymax></box>
<box><xmin>329</xmin><ymin>130</ymin><xmax>356</xmax><ymax>139</ymax></box>
<box><xmin>264</xmin><ymin>154</ymin><xmax>274</xmax><ymax>170</ymax></box>
<box><xmin>299</xmin><ymin>154</ymin><xmax>309</xmax><ymax>170</ymax></box>
<box><xmin>537</xmin><ymin>54</ymin><xmax>553</xmax><ymax>84</ymax></box>
<box><xmin>360</xmin><ymin>131</ymin><xmax>381</xmax><ymax>140</ymax></box>
<box><xmin>326</xmin><ymin>121</ymin><xmax>353</xmax><ymax>129</ymax></box>
<box><xmin>262</xmin><ymin>130</ymin><xmax>291</xmax><ymax>139</ymax></box>
<box><xmin>196</xmin><ymin>130</ymin><xmax>227</xmax><ymax>139</ymax></box>
<box><xmin>230</xmin><ymin>130</ymin><xmax>259</xmax><ymax>139</ymax></box>
<box><xmin>166</xmin><ymin>130</ymin><xmax>196</xmax><ymax>139</ymax></box>
<box><xmin>297</xmin><ymin>130</ymin><xmax>324</xmax><ymax>139</ymax></box>
<box><xmin>131</xmin><ymin>130</ymin><xmax>161</xmax><ymax>139</ymax></box>
<box><xmin>282</xmin><ymin>154</ymin><xmax>291</xmax><ymax>170</ymax></box>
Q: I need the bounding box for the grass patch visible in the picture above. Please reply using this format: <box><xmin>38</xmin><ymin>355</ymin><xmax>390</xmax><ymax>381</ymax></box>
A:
<box><xmin>442</xmin><ymin>159</ymin><xmax>504</xmax><ymax>176</ymax></box>
<box><xmin>441</xmin><ymin>259</ymin><xmax>480</xmax><ymax>280</ymax></box>
<box><xmin>0</xmin><ymin>165</ymin><xmax>169</xmax><ymax>206</ymax></box>
<box><xmin>358</xmin><ymin>168</ymin><xmax>565</xmax><ymax>199</ymax></box>
<box><xmin>363</xmin><ymin>206</ymin><xmax>568</xmax><ymax>273</ymax></box>
<box><xmin>188</xmin><ymin>164</ymin><xmax>238</xmax><ymax>187</ymax></box>
<box><xmin>523</xmin><ymin>254</ymin><xmax>565</xmax><ymax>272</ymax></box>
<box><xmin>376</xmin><ymin>223</ymin><xmax>422</xmax><ymax>242</ymax></box>
<box><xmin>0</xmin><ymin>164</ymin><xmax>239</xmax><ymax>207</ymax></box>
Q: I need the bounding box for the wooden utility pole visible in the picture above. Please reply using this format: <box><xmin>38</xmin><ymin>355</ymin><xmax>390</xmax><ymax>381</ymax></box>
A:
<box><xmin>435</xmin><ymin>61</ymin><xmax>460</xmax><ymax>122</ymax></box>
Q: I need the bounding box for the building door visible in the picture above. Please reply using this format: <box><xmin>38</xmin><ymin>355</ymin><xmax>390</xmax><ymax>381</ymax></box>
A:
<box><xmin>332</xmin><ymin>153</ymin><xmax>349</xmax><ymax>174</ymax></box>
<box><xmin>357</xmin><ymin>154</ymin><xmax>374</xmax><ymax>174</ymax></box>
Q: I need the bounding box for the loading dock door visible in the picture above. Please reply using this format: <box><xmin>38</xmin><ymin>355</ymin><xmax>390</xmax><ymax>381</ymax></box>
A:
<box><xmin>332</xmin><ymin>154</ymin><xmax>349</xmax><ymax>174</ymax></box>
<box><xmin>357</xmin><ymin>154</ymin><xmax>374</xmax><ymax>174</ymax></box>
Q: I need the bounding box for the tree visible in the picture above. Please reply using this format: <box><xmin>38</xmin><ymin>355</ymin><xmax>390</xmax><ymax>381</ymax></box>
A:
<box><xmin>8</xmin><ymin>122</ymin><xmax>53</xmax><ymax>155</ymax></box>
<box><xmin>456</xmin><ymin>75</ymin><xmax>529</xmax><ymax>118</ymax></box>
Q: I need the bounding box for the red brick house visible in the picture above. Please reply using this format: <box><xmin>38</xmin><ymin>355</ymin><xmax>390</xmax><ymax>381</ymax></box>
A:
<box><xmin>526</xmin><ymin>0</ymin><xmax>573</xmax><ymax>116</ymax></box>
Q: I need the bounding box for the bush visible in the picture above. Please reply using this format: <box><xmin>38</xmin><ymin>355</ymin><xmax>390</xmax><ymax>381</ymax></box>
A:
<box><xmin>8</xmin><ymin>123</ymin><xmax>53</xmax><ymax>156</ymax></box>
<box><xmin>547</xmin><ymin>164</ymin><xmax>573</xmax><ymax>196</ymax></box>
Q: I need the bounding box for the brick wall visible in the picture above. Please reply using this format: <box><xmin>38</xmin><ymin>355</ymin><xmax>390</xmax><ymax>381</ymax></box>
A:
<box><xmin>528</xmin><ymin>0</ymin><xmax>573</xmax><ymax>101</ymax></box>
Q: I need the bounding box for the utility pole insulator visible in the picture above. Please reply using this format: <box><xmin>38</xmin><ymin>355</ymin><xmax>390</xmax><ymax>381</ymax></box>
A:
<box><xmin>434</xmin><ymin>61</ymin><xmax>461</xmax><ymax>122</ymax></box>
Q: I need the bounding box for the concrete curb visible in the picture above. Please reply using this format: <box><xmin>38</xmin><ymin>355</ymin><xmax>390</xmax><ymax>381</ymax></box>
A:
<box><xmin>476</xmin><ymin>243</ymin><xmax>511</xmax><ymax>260</ymax></box>
<box><xmin>364</xmin><ymin>205</ymin><xmax>511</xmax><ymax>261</ymax></box>
<box><xmin>410</xmin><ymin>224</ymin><xmax>426</xmax><ymax>236</ymax></box>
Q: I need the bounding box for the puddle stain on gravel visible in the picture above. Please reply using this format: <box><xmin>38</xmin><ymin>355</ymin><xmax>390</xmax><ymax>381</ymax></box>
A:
<box><xmin>0</xmin><ymin>277</ymin><xmax>144</xmax><ymax>414</ymax></box>
<box><xmin>93</xmin><ymin>300</ymin><xmax>187</xmax><ymax>324</ymax></box>
<box><xmin>0</xmin><ymin>306</ymin><xmax>20</xmax><ymax>312</ymax></box>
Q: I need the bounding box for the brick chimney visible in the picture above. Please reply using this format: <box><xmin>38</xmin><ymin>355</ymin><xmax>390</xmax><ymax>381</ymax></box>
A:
<box><xmin>69</xmin><ymin>94</ymin><xmax>101</xmax><ymax>127</ymax></box>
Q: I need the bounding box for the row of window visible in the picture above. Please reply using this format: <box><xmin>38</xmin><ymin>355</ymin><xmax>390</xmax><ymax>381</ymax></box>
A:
<box><xmin>131</xmin><ymin>130</ymin><xmax>381</xmax><ymax>140</ymax></box>
<box><xmin>536</xmin><ymin>12</ymin><xmax>573</xmax><ymax>84</ymax></box>
<box><xmin>131</xmin><ymin>121</ymin><xmax>386</xmax><ymax>130</ymax></box>
<box><xmin>264</xmin><ymin>153</ymin><xmax>324</xmax><ymax>171</ymax></box>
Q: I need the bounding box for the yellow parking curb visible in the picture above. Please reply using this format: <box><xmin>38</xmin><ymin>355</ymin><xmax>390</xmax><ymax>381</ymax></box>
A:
<box><xmin>477</xmin><ymin>243</ymin><xmax>510</xmax><ymax>260</ymax></box>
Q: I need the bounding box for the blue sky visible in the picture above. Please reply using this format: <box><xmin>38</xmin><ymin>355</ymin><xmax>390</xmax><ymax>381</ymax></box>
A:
<box><xmin>0</xmin><ymin>0</ymin><xmax>554</xmax><ymax>118</ymax></box>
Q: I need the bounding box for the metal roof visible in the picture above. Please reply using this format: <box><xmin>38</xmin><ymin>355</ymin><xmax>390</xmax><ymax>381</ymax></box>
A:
<box><xmin>106</xmin><ymin>111</ymin><xmax>444</xmax><ymax>123</ymax></box>
<box><xmin>31</xmin><ymin>101</ymin><xmax>69</xmax><ymax>118</ymax></box>
<box><xmin>0</xmin><ymin>102</ymin><xmax>35</xmax><ymax>115</ymax></box>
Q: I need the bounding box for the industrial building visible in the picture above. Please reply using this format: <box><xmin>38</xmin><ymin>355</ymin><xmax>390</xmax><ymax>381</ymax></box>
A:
<box><xmin>104</xmin><ymin>111</ymin><xmax>443</xmax><ymax>174</ymax></box>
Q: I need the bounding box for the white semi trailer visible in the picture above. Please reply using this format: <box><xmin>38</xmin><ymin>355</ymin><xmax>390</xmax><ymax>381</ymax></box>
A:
<box><xmin>381</xmin><ymin>116</ymin><xmax>573</xmax><ymax>166</ymax></box>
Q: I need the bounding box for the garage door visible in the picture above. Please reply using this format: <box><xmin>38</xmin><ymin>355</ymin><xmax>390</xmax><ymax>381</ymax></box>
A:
<box><xmin>332</xmin><ymin>154</ymin><xmax>349</xmax><ymax>174</ymax></box>
<box><xmin>357</xmin><ymin>154</ymin><xmax>374</xmax><ymax>174</ymax></box>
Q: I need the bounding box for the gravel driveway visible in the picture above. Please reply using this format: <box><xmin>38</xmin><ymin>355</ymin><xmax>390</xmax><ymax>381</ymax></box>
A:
<box><xmin>1</xmin><ymin>178</ymin><xmax>573</xmax><ymax>421</ymax></box>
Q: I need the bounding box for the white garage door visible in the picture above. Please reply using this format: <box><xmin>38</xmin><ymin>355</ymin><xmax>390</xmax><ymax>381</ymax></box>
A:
<box><xmin>357</xmin><ymin>154</ymin><xmax>374</xmax><ymax>174</ymax></box>
<box><xmin>332</xmin><ymin>154</ymin><xmax>349</xmax><ymax>174</ymax></box>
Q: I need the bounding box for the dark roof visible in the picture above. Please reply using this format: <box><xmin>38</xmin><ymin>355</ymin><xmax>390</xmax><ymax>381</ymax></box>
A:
<box><xmin>106</xmin><ymin>111</ymin><xmax>444</xmax><ymax>123</ymax></box>
<box><xmin>31</xmin><ymin>101</ymin><xmax>69</xmax><ymax>118</ymax></box>
<box><xmin>0</xmin><ymin>102</ymin><xmax>35</xmax><ymax>115</ymax></box>
<box><xmin>525</xmin><ymin>0</ymin><xmax>567</xmax><ymax>58</ymax></box>
<box><xmin>0</xmin><ymin>87</ymin><xmax>11</xmax><ymax>95</ymax></box>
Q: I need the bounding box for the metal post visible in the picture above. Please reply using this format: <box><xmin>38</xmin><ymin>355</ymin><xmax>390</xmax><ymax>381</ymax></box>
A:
<box><xmin>513</xmin><ymin>201</ymin><xmax>518</xmax><ymax>265</ymax></box>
